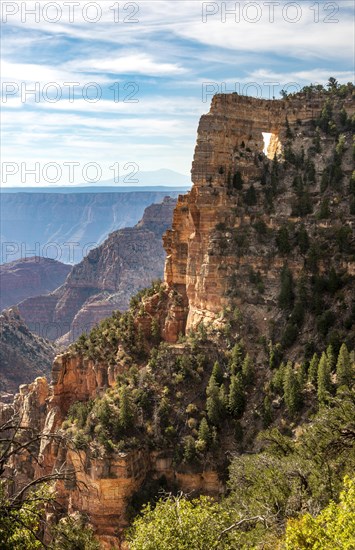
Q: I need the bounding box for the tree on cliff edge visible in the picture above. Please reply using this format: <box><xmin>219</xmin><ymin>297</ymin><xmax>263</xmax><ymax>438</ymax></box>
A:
<box><xmin>0</xmin><ymin>413</ymin><xmax>99</xmax><ymax>549</ymax></box>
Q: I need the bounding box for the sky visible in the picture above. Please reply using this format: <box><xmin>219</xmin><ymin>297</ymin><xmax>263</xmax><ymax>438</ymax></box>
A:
<box><xmin>1</xmin><ymin>0</ymin><xmax>354</xmax><ymax>186</ymax></box>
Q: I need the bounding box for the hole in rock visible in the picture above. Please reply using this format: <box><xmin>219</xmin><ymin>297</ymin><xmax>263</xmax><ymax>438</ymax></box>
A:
<box><xmin>262</xmin><ymin>132</ymin><xmax>282</xmax><ymax>160</ymax></box>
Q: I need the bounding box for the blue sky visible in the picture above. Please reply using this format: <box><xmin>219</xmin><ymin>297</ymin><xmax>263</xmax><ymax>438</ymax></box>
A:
<box><xmin>1</xmin><ymin>0</ymin><xmax>354</xmax><ymax>186</ymax></box>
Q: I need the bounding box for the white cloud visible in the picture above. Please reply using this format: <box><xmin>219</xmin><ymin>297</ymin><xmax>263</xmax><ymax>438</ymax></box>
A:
<box><xmin>65</xmin><ymin>53</ymin><xmax>186</xmax><ymax>77</ymax></box>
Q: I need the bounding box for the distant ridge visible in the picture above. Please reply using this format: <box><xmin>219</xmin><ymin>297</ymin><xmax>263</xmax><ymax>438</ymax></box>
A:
<box><xmin>0</xmin><ymin>186</ymin><xmax>190</xmax><ymax>194</ymax></box>
<box><xmin>1</xmin><ymin>168</ymin><xmax>191</xmax><ymax>192</ymax></box>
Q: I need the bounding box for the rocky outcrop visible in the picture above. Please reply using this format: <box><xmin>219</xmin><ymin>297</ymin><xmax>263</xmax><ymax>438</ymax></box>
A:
<box><xmin>163</xmin><ymin>92</ymin><xmax>355</xmax><ymax>341</ymax></box>
<box><xmin>0</xmin><ymin>309</ymin><xmax>56</xmax><ymax>397</ymax></box>
<box><xmin>17</xmin><ymin>198</ymin><xmax>176</xmax><ymax>343</ymax></box>
<box><xmin>0</xmin><ymin>257</ymin><xmax>71</xmax><ymax>311</ymax></box>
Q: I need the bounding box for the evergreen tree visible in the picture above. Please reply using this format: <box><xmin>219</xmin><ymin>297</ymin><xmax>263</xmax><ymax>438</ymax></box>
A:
<box><xmin>150</xmin><ymin>318</ymin><xmax>160</xmax><ymax>344</ymax></box>
<box><xmin>198</xmin><ymin>417</ymin><xmax>211</xmax><ymax>447</ymax></box>
<box><xmin>308</xmin><ymin>353</ymin><xmax>319</xmax><ymax>386</ymax></box>
<box><xmin>211</xmin><ymin>361</ymin><xmax>224</xmax><ymax>385</ymax></box>
<box><xmin>119</xmin><ymin>385</ymin><xmax>134</xmax><ymax>430</ymax></box>
<box><xmin>317</xmin><ymin>352</ymin><xmax>332</xmax><ymax>404</ymax></box>
<box><xmin>229</xmin><ymin>343</ymin><xmax>243</xmax><ymax>374</ymax></box>
<box><xmin>233</xmin><ymin>171</ymin><xmax>243</xmax><ymax>190</ymax></box>
<box><xmin>336</xmin><ymin>343</ymin><xmax>352</xmax><ymax>388</ymax></box>
<box><xmin>206</xmin><ymin>376</ymin><xmax>222</xmax><ymax>425</ymax></box>
<box><xmin>244</xmin><ymin>184</ymin><xmax>257</xmax><ymax>206</ymax></box>
<box><xmin>297</xmin><ymin>225</ymin><xmax>309</xmax><ymax>254</ymax></box>
<box><xmin>326</xmin><ymin>344</ymin><xmax>336</xmax><ymax>372</ymax></box>
<box><xmin>262</xmin><ymin>396</ymin><xmax>273</xmax><ymax>428</ymax></box>
<box><xmin>285</xmin><ymin>116</ymin><xmax>293</xmax><ymax>139</ymax></box>
<box><xmin>228</xmin><ymin>373</ymin><xmax>245</xmax><ymax>418</ymax></box>
<box><xmin>283</xmin><ymin>362</ymin><xmax>302</xmax><ymax>417</ymax></box>
<box><xmin>276</xmin><ymin>226</ymin><xmax>291</xmax><ymax>254</ymax></box>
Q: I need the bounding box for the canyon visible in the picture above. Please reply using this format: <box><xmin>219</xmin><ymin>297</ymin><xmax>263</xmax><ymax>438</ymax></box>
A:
<box><xmin>0</xmin><ymin>189</ymin><xmax>184</xmax><ymax>265</ymax></box>
<box><xmin>16</xmin><ymin>198</ymin><xmax>176</xmax><ymax>344</ymax></box>
<box><xmin>1</xmin><ymin>87</ymin><xmax>354</xmax><ymax>548</ymax></box>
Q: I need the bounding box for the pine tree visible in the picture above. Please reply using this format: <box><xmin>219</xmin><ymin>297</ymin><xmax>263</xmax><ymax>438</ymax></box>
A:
<box><xmin>206</xmin><ymin>376</ymin><xmax>222</xmax><ymax>425</ymax></box>
<box><xmin>278</xmin><ymin>266</ymin><xmax>294</xmax><ymax>310</ymax></box>
<box><xmin>285</xmin><ymin>116</ymin><xmax>293</xmax><ymax>139</ymax></box>
<box><xmin>228</xmin><ymin>373</ymin><xmax>245</xmax><ymax>418</ymax></box>
<box><xmin>283</xmin><ymin>362</ymin><xmax>302</xmax><ymax>417</ymax></box>
<box><xmin>308</xmin><ymin>353</ymin><xmax>319</xmax><ymax>386</ymax></box>
<box><xmin>317</xmin><ymin>352</ymin><xmax>332</xmax><ymax>404</ymax></box>
<box><xmin>150</xmin><ymin>318</ymin><xmax>160</xmax><ymax>344</ymax></box>
<box><xmin>326</xmin><ymin>344</ymin><xmax>336</xmax><ymax>372</ymax></box>
<box><xmin>262</xmin><ymin>396</ymin><xmax>273</xmax><ymax>428</ymax></box>
<box><xmin>229</xmin><ymin>343</ymin><xmax>243</xmax><ymax>374</ymax></box>
<box><xmin>336</xmin><ymin>343</ymin><xmax>352</xmax><ymax>387</ymax></box>
<box><xmin>242</xmin><ymin>353</ymin><xmax>254</xmax><ymax>385</ymax></box>
<box><xmin>119</xmin><ymin>385</ymin><xmax>134</xmax><ymax>430</ymax></box>
<box><xmin>211</xmin><ymin>361</ymin><xmax>224</xmax><ymax>385</ymax></box>
<box><xmin>233</xmin><ymin>171</ymin><xmax>243</xmax><ymax>190</ymax></box>
<box><xmin>198</xmin><ymin>417</ymin><xmax>211</xmax><ymax>446</ymax></box>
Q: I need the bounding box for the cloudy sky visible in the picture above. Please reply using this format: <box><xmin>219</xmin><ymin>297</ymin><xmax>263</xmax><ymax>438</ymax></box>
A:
<box><xmin>1</xmin><ymin>0</ymin><xmax>354</xmax><ymax>186</ymax></box>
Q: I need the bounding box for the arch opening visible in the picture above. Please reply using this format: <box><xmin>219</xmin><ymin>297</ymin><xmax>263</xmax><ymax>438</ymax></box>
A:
<box><xmin>262</xmin><ymin>131</ymin><xmax>282</xmax><ymax>159</ymax></box>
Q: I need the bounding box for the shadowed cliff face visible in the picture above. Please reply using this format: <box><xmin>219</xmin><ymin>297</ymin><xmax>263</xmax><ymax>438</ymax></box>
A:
<box><xmin>0</xmin><ymin>309</ymin><xmax>56</xmax><ymax>396</ymax></box>
<box><xmin>17</xmin><ymin>198</ymin><xmax>176</xmax><ymax>343</ymax></box>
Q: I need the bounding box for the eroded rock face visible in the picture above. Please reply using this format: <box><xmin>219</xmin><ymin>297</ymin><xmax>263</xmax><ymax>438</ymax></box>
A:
<box><xmin>17</xmin><ymin>198</ymin><xmax>176</xmax><ymax>343</ymax></box>
<box><xmin>30</xmin><ymin>352</ymin><xmax>223</xmax><ymax>548</ymax></box>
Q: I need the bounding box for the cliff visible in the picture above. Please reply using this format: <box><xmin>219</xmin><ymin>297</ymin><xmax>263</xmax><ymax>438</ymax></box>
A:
<box><xmin>0</xmin><ymin>257</ymin><xmax>71</xmax><ymax>311</ymax></box>
<box><xmin>3</xmin><ymin>86</ymin><xmax>355</xmax><ymax>547</ymax></box>
<box><xmin>0</xmin><ymin>309</ymin><xmax>56</xmax><ymax>397</ymax></box>
<box><xmin>163</xmin><ymin>92</ymin><xmax>355</xmax><ymax>345</ymax></box>
<box><xmin>17</xmin><ymin>198</ymin><xmax>176</xmax><ymax>343</ymax></box>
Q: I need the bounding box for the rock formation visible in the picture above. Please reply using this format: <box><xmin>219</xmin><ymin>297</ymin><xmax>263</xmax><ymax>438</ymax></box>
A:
<box><xmin>3</xmin><ymin>87</ymin><xmax>355</xmax><ymax>547</ymax></box>
<box><xmin>0</xmin><ymin>257</ymin><xmax>71</xmax><ymax>311</ymax></box>
<box><xmin>17</xmin><ymin>198</ymin><xmax>176</xmax><ymax>343</ymax></box>
<box><xmin>163</xmin><ymin>92</ymin><xmax>355</xmax><ymax>342</ymax></box>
